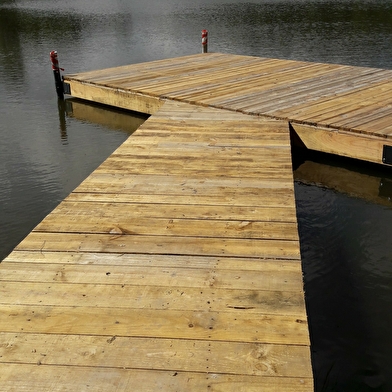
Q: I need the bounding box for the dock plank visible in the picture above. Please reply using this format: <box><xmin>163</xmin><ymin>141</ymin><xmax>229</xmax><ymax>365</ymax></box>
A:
<box><xmin>0</xmin><ymin>304</ymin><xmax>309</xmax><ymax>345</ymax></box>
<box><xmin>3</xmin><ymin>251</ymin><xmax>300</xmax><ymax>269</ymax></box>
<box><xmin>0</xmin><ymin>333</ymin><xmax>311</xmax><ymax>377</ymax></box>
<box><xmin>0</xmin><ymin>261</ymin><xmax>303</xmax><ymax>292</ymax></box>
<box><xmin>14</xmin><ymin>232</ymin><xmax>300</xmax><ymax>260</ymax></box>
<box><xmin>0</xmin><ymin>281</ymin><xmax>306</xmax><ymax>314</ymax></box>
<box><xmin>0</xmin><ymin>364</ymin><xmax>313</xmax><ymax>392</ymax></box>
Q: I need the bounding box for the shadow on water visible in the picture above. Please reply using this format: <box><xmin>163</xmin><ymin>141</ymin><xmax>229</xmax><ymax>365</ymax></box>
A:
<box><xmin>293</xmin><ymin>148</ymin><xmax>392</xmax><ymax>391</ymax></box>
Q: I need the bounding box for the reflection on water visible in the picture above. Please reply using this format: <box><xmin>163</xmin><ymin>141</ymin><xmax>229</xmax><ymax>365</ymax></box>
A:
<box><xmin>296</xmin><ymin>182</ymin><xmax>392</xmax><ymax>391</ymax></box>
<box><xmin>56</xmin><ymin>99</ymin><xmax>147</xmax><ymax>144</ymax></box>
<box><xmin>0</xmin><ymin>96</ymin><xmax>146</xmax><ymax>261</ymax></box>
<box><xmin>294</xmin><ymin>150</ymin><xmax>392</xmax><ymax>207</ymax></box>
<box><xmin>1</xmin><ymin>0</ymin><xmax>392</xmax><ymax>390</ymax></box>
<box><xmin>57</xmin><ymin>100</ymin><xmax>69</xmax><ymax>144</ymax></box>
<box><xmin>294</xmin><ymin>151</ymin><xmax>392</xmax><ymax>391</ymax></box>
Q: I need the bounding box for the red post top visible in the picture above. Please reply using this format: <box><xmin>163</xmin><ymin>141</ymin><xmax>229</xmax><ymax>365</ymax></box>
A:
<box><xmin>50</xmin><ymin>50</ymin><xmax>64</xmax><ymax>71</ymax></box>
<box><xmin>202</xmin><ymin>30</ymin><xmax>208</xmax><ymax>45</ymax></box>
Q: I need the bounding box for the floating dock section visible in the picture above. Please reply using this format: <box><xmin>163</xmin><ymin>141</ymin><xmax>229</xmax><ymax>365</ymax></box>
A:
<box><xmin>65</xmin><ymin>52</ymin><xmax>392</xmax><ymax>165</ymax></box>
<box><xmin>3</xmin><ymin>52</ymin><xmax>392</xmax><ymax>390</ymax></box>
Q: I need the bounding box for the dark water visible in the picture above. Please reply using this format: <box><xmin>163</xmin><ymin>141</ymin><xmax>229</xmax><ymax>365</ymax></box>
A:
<box><xmin>1</xmin><ymin>1</ymin><xmax>392</xmax><ymax>390</ymax></box>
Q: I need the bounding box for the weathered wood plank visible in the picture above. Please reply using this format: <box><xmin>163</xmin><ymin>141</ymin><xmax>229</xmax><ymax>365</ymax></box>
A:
<box><xmin>114</xmin><ymin>142</ymin><xmax>293</xmax><ymax>160</ymax></box>
<box><xmin>0</xmin><ymin>281</ymin><xmax>306</xmax><ymax>315</ymax></box>
<box><xmin>66</xmin><ymin>53</ymin><xmax>230</xmax><ymax>82</ymax></box>
<box><xmin>95</xmin><ymin>157</ymin><xmax>294</xmax><ymax>179</ymax></box>
<box><xmin>66</xmin><ymin>80</ymin><xmax>165</xmax><ymax>114</ymax></box>
<box><xmin>68</xmin><ymin>190</ymin><xmax>297</xmax><ymax>208</ymax></box>
<box><xmin>73</xmin><ymin>172</ymin><xmax>295</xmax><ymax>193</ymax></box>
<box><xmin>14</xmin><ymin>232</ymin><xmax>301</xmax><ymax>260</ymax></box>
<box><xmin>0</xmin><ymin>364</ymin><xmax>313</xmax><ymax>392</ymax></box>
<box><xmin>227</xmin><ymin>69</ymin><xmax>392</xmax><ymax>115</ymax></box>
<box><xmin>0</xmin><ymin>333</ymin><xmax>312</xmax><ymax>378</ymax></box>
<box><xmin>172</xmin><ymin>62</ymin><xmax>338</xmax><ymax>99</ymax></box>
<box><xmin>291</xmin><ymin>122</ymin><xmax>392</xmax><ymax>165</ymax></box>
<box><xmin>0</xmin><ymin>262</ymin><xmax>304</xmax><ymax>292</ymax></box>
<box><xmin>39</xmin><ymin>201</ymin><xmax>298</xmax><ymax>223</ymax></box>
<box><xmin>3</xmin><ymin>251</ymin><xmax>300</xmax><ymax>270</ymax></box>
<box><xmin>34</xmin><ymin>216</ymin><xmax>299</xmax><ymax>240</ymax></box>
<box><xmin>32</xmin><ymin>197</ymin><xmax>298</xmax><ymax>240</ymax></box>
<box><xmin>0</xmin><ymin>305</ymin><xmax>310</xmax><ymax>345</ymax></box>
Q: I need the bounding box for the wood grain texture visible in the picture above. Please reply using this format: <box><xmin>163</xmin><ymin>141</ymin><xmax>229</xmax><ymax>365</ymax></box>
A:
<box><xmin>291</xmin><ymin>123</ymin><xmax>392</xmax><ymax>164</ymax></box>
<box><xmin>0</xmin><ymin>364</ymin><xmax>313</xmax><ymax>392</ymax></box>
<box><xmin>0</xmin><ymin>61</ymin><xmax>316</xmax><ymax>390</ymax></box>
<box><xmin>65</xmin><ymin>53</ymin><xmax>392</xmax><ymax>166</ymax></box>
<box><xmin>0</xmin><ymin>333</ymin><xmax>312</xmax><ymax>377</ymax></box>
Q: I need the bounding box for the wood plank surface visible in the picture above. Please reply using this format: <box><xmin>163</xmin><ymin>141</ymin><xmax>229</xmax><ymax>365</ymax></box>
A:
<box><xmin>1</xmin><ymin>99</ymin><xmax>311</xmax><ymax>390</ymax></box>
<box><xmin>0</xmin><ymin>332</ymin><xmax>311</xmax><ymax>377</ymax></box>
<box><xmin>65</xmin><ymin>52</ymin><xmax>392</xmax><ymax>166</ymax></box>
<box><xmin>290</xmin><ymin>123</ymin><xmax>389</xmax><ymax>165</ymax></box>
<box><xmin>0</xmin><ymin>364</ymin><xmax>312</xmax><ymax>392</ymax></box>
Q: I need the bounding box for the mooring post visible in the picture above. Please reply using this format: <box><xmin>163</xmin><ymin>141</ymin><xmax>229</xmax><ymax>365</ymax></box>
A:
<box><xmin>202</xmin><ymin>29</ymin><xmax>208</xmax><ymax>53</ymax></box>
<box><xmin>50</xmin><ymin>50</ymin><xmax>64</xmax><ymax>100</ymax></box>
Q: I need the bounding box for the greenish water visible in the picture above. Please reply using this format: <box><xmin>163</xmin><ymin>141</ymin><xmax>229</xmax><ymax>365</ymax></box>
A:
<box><xmin>1</xmin><ymin>1</ymin><xmax>392</xmax><ymax>390</ymax></box>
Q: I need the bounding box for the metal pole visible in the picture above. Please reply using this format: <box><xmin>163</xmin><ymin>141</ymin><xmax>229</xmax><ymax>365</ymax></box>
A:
<box><xmin>50</xmin><ymin>50</ymin><xmax>64</xmax><ymax>100</ymax></box>
<box><xmin>202</xmin><ymin>30</ymin><xmax>208</xmax><ymax>53</ymax></box>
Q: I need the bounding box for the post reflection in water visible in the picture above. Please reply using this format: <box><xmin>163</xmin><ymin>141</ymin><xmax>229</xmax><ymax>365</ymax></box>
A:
<box><xmin>57</xmin><ymin>99</ymin><xmax>69</xmax><ymax>144</ymax></box>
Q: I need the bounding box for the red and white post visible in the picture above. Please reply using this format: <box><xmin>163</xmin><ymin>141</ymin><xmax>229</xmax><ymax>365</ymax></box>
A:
<box><xmin>50</xmin><ymin>50</ymin><xmax>64</xmax><ymax>99</ymax></box>
<box><xmin>202</xmin><ymin>29</ymin><xmax>208</xmax><ymax>53</ymax></box>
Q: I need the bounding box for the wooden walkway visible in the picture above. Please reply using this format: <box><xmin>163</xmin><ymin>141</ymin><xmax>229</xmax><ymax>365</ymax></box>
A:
<box><xmin>5</xmin><ymin>51</ymin><xmax>392</xmax><ymax>390</ymax></box>
<box><xmin>0</xmin><ymin>99</ymin><xmax>311</xmax><ymax>390</ymax></box>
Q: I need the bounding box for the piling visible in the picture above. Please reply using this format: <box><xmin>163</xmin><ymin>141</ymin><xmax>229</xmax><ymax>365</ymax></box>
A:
<box><xmin>50</xmin><ymin>50</ymin><xmax>64</xmax><ymax>100</ymax></box>
<box><xmin>202</xmin><ymin>30</ymin><xmax>208</xmax><ymax>53</ymax></box>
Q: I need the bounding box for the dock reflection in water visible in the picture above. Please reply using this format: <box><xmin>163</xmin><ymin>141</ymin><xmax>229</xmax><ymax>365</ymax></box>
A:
<box><xmin>294</xmin><ymin>151</ymin><xmax>392</xmax><ymax>391</ymax></box>
<box><xmin>57</xmin><ymin>99</ymin><xmax>147</xmax><ymax>145</ymax></box>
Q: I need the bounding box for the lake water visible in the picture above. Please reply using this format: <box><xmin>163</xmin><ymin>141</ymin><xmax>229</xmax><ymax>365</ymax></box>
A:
<box><xmin>1</xmin><ymin>0</ymin><xmax>392</xmax><ymax>390</ymax></box>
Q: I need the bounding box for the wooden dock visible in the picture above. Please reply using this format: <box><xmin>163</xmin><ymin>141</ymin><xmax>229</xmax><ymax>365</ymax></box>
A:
<box><xmin>0</xmin><ymin>97</ymin><xmax>311</xmax><ymax>390</ymax></box>
<box><xmin>65</xmin><ymin>52</ymin><xmax>392</xmax><ymax>166</ymax></box>
<box><xmin>3</xmin><ymin>52</ymin><xmax>392</xmax><ymax>390</ymax></box>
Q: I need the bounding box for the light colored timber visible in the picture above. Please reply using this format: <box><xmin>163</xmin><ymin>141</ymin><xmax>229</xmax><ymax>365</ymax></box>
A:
<box><xmin>66</xmin><ymin>79</ymin><xmax>164</xmax><ymax>115</ymax></box>
<box><xmin>290</xmin><ymin>122</ymin><xmax>390</xmax><ymax>165</ymax></box>
<box><xmin>0</xmin><ymin>281</ymin><xmax>306</xmax><ymax>314</ymax></box>
<box><xmin>64</xmin><ymin>53</ymin><xmax>392</xmax><ymax>166</ymax></box>
<box><xmin>0</xmin><ymin>364</ymin><xmax>313</xmax><ymax>392</ymax></box>
<box><xmin>0</xmin><ymin>333</ymin><xmax>311</xmax><ymax>378</ymax></box>
<box><xmin>3</xmin><ymin>251</ymin><xmax>300</xmax><ymax>269</ymax></box>
<box><xmin>69</xmin><ymin>189</ymin><xmax>296</xmax><ymax>207</ymax></box>
<box><xmin>34</xmin><ymin>214</ymin><xmax>299</xmax><ymax>240</ymax></box>
<box><xmin>39</xmin><ymin>201</ymin><xmax>298</xmax><ymax>222</ymax></box>
<box><xmin>0</xmin><ymin>304</ymin><xmax>309</xmax><ymax>345</ymax></box>
<box><xmin>0</xmin><ymin>261</ymin><xmax>304</xmax><ymax>292</ymax></box>
<box><xmin>14</xmin><ymin>232</ymin><xmax>301</xmax><ymax>260</ymax></box>
<box><xmin>0</xmin><ymin>54</ymin><xmax>336</xmax><ymax>392</ymax></box>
